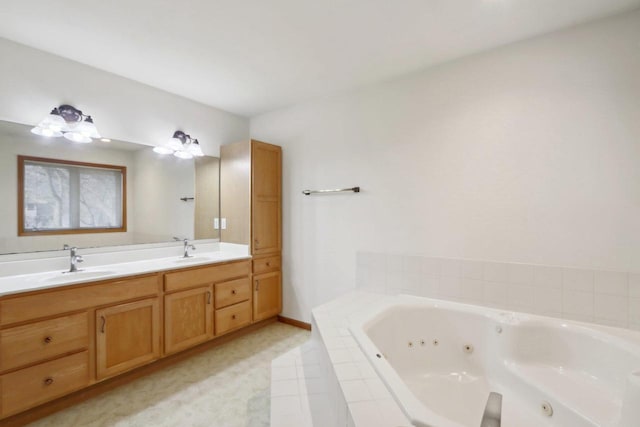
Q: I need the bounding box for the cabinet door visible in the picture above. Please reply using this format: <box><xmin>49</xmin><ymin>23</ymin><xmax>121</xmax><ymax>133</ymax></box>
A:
<box><xmin>253</xmin><ymin>271</ymin><xmax>282</xmax><ymax>322</ymax></box>
<box><xmin>251</xmin><ymin>142</ymin><xmax>281</xmax><ymax>255</ymax></box>
<box><xmin>96</xmin><ymin>298</ymin><xmax>160</xmax><ymax>380</ymax></box>
<box><xmin>164</xmin><ymin>286</ymin><xmax>213</xmax><ymax>355</ymax></box>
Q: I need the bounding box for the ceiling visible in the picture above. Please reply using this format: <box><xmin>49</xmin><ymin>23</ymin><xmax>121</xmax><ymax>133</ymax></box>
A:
<box><xmin>1</xmin><ymin>1</ymin><xmax>639</xmax><ymax>117</ymax></box>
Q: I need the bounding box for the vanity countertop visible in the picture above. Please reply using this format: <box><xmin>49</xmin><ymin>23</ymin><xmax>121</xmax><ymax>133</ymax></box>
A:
<box><xmin>0</xmin><ymin>250</ymin><xmax>251</xmax><ymax>297</ymax></box>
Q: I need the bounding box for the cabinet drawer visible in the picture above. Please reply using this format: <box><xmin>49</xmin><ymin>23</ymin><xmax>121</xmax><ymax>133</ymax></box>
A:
<box><xmin>0</xmin><ymin>312</ymin><xmax>88</xmax><ymax>372</ymax></box>
<box><xmin>252</xmin><ymin>255</ymin><xmax>280</xmax><ymax>274</ymax></box>
<box><xmin>0</xmin><ymin>274</ymin><xmax>159</xmax><ymax>326</ymax></box>
<box><xmin>214</xmin><ymin>277</ymin><xmax>250</xmax><ymax>309</ymax></box>
<box><xmin>164</xmin><ymin>260</ymin><xmax>251</xmax><ymax>292</ymax></box>
<box><xmin>0</xmin><ymin>351</ymin><xmax>89</xmax><ymax>417</ymax></box>
<box><xmin>215</xmin><ymin>301</ymin><xmax>251</xmax><ymax>336</ymax></box>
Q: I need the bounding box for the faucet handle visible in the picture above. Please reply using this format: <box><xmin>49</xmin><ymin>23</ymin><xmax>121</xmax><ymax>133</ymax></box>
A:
<box><xmin>76</xmin><ymin>255</ymin><xmax>84</xmax><ymax>263</ymax></box>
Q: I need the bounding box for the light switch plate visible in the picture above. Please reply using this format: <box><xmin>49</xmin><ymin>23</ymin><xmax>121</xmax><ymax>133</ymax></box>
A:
<box><xmin>221</xmin><ymin>218</ymin><xmax>227</xmax><ymax>229</ymax></box>
<box><xmin>214</xmin><ymin>218</ymin><xmax>219</xmax><ymax>229</ymax></box>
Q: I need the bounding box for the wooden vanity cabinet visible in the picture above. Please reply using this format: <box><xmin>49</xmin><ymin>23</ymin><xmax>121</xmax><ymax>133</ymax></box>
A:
<box><xmin>0</xmin><ymin>273</ymin><xmax>161</xmax><ymax>418</ymax></box>
<box><xmin>0</xmin><ymin>259</ymin><xmax>261</xmax><ymax>421</ymax></box>
<box><xmin>214</xmin><ymin>277</ymin><xmax>252</xmax><ymax>335</ymax></box>
<box><xmin>253</xmin><ymin>271</ymin><xmax>282</xmax><ymax>322</ymax></box>
<box><xmin>96</xmin><ymin>298</ymin><xmax>161</xmax><ymax>380</ymax></box>
<box><xmin>221</xmin><ymin>140</ymin><xmax>282</xmax><ymax>323</ymax></box>
<box><xmin>164</xmin><ymin>285</ymin><xmax>213</xmax><ymax>355</ymax></box>
<box><xmin>162</xmin><ymin>259</ymin><xmax>251</xmax><ymax>350</ymax></box>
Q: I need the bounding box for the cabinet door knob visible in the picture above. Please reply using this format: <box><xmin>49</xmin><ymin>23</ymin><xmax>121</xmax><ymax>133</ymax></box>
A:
<box><xmin>232</xmin><ymin>315</ymin><xmax>236</xmax><ymax>320</ymax></box>
<box><xmin>44</xmin><ymin>377</ymin><xmax>54</xmax><ymax>386</ymax></box>
<box><xmin>231</xmin><ymin>289</ymin><xmax>236</xmax><ymax>295</ymax></box>
<box><xmin>44</xmin><ymin>336</ymin><xmax>53</xmax><ymax>344</ymax></box>
<box><xmin>266</xmin><ymin>261</ymin><xmax>271</xmax><ymax>267</ymax></box>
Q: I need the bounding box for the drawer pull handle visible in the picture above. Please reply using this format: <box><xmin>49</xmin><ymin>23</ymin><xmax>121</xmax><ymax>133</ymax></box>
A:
<box><xmin>231</xmin><ymin>290</ymin><xmax>236</xmax><ymax>295</ymax></box>
<box><xmin>100</xmin><ymin>316</ymin><xmax>106</xmax><ymax>333</ymax></box>
<box><xmin>44</xmin><ymin>336</ymin><xmax>53</xmax><ymax>344</ymax></box>
<box><xmin>232</xmin><ymin>315</ymin><xmax>237</xmax><ymax>320</ymax></box>
<box><xmin>207</xmin><ymin>291</ymin><xmax>212</xmax><ymax>304</ymax></box>
<box><xmin>266</xmin><ymin>261</ymin><xmax>271</xmax><ymax>267</ymax></box>
<box><xmin>254</xmin><ymin>238</ymin><xmax>259</xmax><ymax>248</ymax></box>
<box><xmin>255</xmin><ymin>280</ymin><xmax>259</xmax><ymax>291</ymax></box>
<box><xmin>44</xmin><ymin>377</ymin><xmax>54</xmax><ymax>386</ymax></box>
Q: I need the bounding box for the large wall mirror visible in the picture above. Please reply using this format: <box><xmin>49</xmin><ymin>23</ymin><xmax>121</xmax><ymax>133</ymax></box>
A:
<box><xmin>0</xmin><ymin>120</ymin><xmax>220</xmax><ymax>255</ymax></box>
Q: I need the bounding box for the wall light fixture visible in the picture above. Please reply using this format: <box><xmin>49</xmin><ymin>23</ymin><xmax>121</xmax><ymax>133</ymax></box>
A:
<box><xmin>31</xmin><ymin>105</ymin><xmax>101</xmax><ymax>143</ymax></box>
<box><xmin>153</xmin><ymin>130</ymin><xmax>204</xmax><ymax>159</ymax></box>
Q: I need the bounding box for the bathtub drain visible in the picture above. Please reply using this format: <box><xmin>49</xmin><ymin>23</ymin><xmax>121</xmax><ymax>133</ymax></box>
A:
<box><xmin>541</xmin><ymin>401</ymin><xmax>553</xmax><ymax>417</ymax></box>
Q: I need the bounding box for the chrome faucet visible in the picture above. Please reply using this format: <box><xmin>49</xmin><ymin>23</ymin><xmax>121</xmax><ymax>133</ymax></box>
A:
<box><xmin>62</xmin><ymin>244</ymin><xmax>84</xmax><ymax>273</ymax></box>
<box><xmin>182</xmin><ymin>238</ymin><xmax>196</xmax><ymax>258</ymax></box>
<box><xmin>173</xmin><ymin>237</ymin><xmax>196</xmax><ymax>258</ymax></box>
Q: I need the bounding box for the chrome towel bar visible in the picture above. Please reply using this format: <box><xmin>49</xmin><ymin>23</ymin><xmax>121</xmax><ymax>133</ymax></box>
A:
<box><xmin>302</xmin><ymin>186</ymin><xmax>360</xmax><ymax>195</ymax></box>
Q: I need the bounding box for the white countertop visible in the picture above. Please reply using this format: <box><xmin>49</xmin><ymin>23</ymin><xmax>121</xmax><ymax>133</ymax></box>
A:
<box><xmin>0</xmin><ymin>249</ymin><xmax>250</xmax><ymax>297</ymax></box>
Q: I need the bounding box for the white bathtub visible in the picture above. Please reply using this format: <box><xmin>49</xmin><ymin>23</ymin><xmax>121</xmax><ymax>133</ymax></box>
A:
<box><xmin>349</xmin><ymin>295</ymin><xmax>640</xmax><ymax>427</ymax></box>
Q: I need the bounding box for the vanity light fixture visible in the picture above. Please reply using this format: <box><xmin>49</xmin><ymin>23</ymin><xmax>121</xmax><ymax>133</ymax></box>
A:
<box><xmin>31</xmin><ymin>105</ymin><xmax>101</xmax><ymax>143</ymax></box>
<box><xmin>153</xmin><ymin>130</ymin><xmax>204</xmax><ymax>159</ymax></box>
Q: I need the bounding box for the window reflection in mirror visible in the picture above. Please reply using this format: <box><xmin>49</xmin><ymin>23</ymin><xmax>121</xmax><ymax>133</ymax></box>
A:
<box><xmin>19</xmin><ymin>156</ymin><xmax>126</xmax><ymax>235</ymax></box>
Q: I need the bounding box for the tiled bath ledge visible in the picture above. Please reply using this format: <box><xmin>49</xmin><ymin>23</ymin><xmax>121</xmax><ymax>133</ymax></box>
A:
<box><xmin>271</xmin><ymin>291</ymin><xmax>411</xmax><ymax>427</ymax></box>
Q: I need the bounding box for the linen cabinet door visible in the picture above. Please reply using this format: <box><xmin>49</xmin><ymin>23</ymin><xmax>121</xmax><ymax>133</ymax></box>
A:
<box><xmin>164</xmin><ymin>286</ymin><xmax>213</xmax><ymax>355</ymax></box>
<box><xmin>251</xmin><ymin>141</ymin><xmax>281</xmax><ymax>255</ymax></box>
<box><xmin>253</xmin><ymin>271</ymin><xmax>282</xmax><ymax>322</ymax></box>
<box><xmin>96</xmin><ymin>298</ymin><xmax>160</xmax><ymax>380</ymax></box>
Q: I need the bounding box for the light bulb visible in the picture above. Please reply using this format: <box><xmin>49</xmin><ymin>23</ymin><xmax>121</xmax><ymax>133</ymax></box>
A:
<box><xmin>74</xmin><ymin>119</ymin><xmax>100</xmax><ymax>139</ymax></box>
<box><xmin>174</xmin><ymin>150</ymin><xmax>193</xmax><ymax>159</ymax></box>
<box><xmin>153</xmin><ymin>146</ymin><xmax>173</xmax><ymax>155</ymax></box>
<box><xmin>188</xmin><ymin>140</ymin><xmax>204</xmax><ymax>157</ymax></box>
<box><xmin>64</xmin><ymin>132</ymin><xmax>92</xmax><ymax>143</ymax></box>
<box><xmin>31</xmin><ymin>126</ymin><xmax>63</xmax><ymax>137</ymax></box>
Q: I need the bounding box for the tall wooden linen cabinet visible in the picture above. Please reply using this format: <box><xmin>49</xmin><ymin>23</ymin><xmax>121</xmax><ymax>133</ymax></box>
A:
<box><xmin>220</xmin><ymin>140</ymin><xmax>282</xmax><ymax>322</ymax></box>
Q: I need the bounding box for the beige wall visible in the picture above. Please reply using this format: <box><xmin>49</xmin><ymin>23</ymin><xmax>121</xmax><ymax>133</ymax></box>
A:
<box><xmin>250</xmin><ymin>10</ymin><xmax>640</xmax><ymax>322</ymax></box>
<box><xmin>131</xmin><ymin>149</ymin><xmax>196</xmax><ymax>243</ymax></box>
<box><xmin>194</xmin><ymin>157</ymin><xmax>220</xmax><ymax>240</ymax></box>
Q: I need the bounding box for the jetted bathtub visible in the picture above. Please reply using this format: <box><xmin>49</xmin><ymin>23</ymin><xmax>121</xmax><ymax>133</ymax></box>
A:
<box><xmin>349</xmin><ymin>295</ymin><xmax>640</xmax><ymax>427</ymax></box>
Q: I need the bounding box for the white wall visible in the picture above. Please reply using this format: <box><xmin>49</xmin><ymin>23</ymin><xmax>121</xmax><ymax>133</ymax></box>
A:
<box><xmin>0</xmin><ymin>38</ymin><xmax>249</xmax><ymax>156</ymax></box>
<box><xmin>250</xmin><ymin>11</ymin><xmax>640</xmax><ymax>322</ymax></box>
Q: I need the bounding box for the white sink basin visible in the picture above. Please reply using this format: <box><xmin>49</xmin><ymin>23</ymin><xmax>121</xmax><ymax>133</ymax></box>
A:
<box><xmin>40</xmin><ymin>270</ymin><xmax>117</xmax><ymax>283</ymax></box>
<box><xmin>172</xmin><ymin>256</ymin><xmax>213</xmax><ymax>264</ymax></box>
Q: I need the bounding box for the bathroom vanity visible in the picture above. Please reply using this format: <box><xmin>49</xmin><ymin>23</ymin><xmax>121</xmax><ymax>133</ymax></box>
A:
<box><xmin>0</xmin><ymin>251</ymin><xmax>284</xmax><ymax>421</ymax></box>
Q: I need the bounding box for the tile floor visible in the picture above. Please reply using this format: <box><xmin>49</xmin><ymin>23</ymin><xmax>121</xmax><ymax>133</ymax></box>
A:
<box><xmin>29</xmin><ymin>322</ymin><xmax>310</xmax><ymax>427</ymax></box>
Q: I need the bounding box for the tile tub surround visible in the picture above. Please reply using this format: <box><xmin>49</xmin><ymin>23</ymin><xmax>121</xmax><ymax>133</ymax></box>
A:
<box><xmin>271</xmin><ymin>292</ymin><xmax>411</xmax><ymax>427</ymax></box>
<box><xmin>356</xmin><ymin>251</ymin><xmax>640</xmax><ymax>331</ymax></box>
